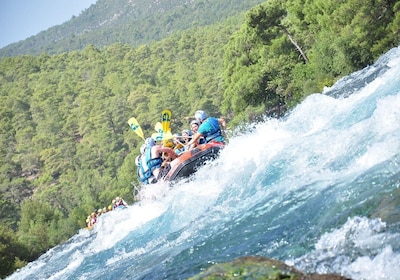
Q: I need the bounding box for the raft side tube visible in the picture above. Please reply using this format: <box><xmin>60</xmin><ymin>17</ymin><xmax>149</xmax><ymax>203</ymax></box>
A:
<box><xmin>164</xmin><ymin>143</ymin><xmax>224</xmax><ymax>182</ymax></box>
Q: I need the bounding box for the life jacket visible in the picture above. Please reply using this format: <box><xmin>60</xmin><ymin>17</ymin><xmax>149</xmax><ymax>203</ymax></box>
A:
<box><xmin>202</xmin><ymin>117</ymin><xmax>224</xmax><ymax>143</ymax></box>
<box><xmin>174</xmin><ymin>143</ymin><xmax>186</xmax><ymax>155</ymax></box>
<box><xmin>90</xmin><ymin>216</ymin><xmax>96</xmax><ymax>226</ymax></box>
<box><xmin>117</xmin><ymin>200</ymin><xmax>127</xmax><ymax>207</ymax></box>
<box><xmin>198</xmin><ymin>137</ymin><xmax>206</xmax><ymax>144</ymax></box>
<box><xmin>137</xmin><ymin>146</ymin><xmax>162</xmax><ymax>184</ymax></box>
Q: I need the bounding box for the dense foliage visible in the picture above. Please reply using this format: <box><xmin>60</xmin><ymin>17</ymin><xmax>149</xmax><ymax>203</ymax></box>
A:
<box><xmin>222</xmin><ymin>0</ymin><xmax>400</xmax><ymax>124</ymax></box>
<box><xmin>0</xmin><ymin>20</ymin><xmax>237</xmax><ymax>277</ymax></box>
<box><xmin>0</xmin><ymin>0</ymin><xmax>266</xmax><ymax>58</ymax></box>
<box><xmin>1</xmin><ymin>0</ymin><xmax>399</xmax><ymax>277</ymax></box>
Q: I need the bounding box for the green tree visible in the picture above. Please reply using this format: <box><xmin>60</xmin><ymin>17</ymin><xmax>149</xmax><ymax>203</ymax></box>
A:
<box><xmin>17</xmin><ymin>200</ymin><xmax>64</xmax><ymax>256</ymax></box>
<box><xmin>0</xmin><ymin>223</ymin><xmax>28</xmax><ymax>278</ymax></box>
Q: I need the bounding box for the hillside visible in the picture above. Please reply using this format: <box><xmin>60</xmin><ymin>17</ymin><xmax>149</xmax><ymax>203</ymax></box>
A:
<box><xmin>0</xmin><ymin>0</ymin><xmax>266</xmax><ymax>58</ymax></box>
<box><xmin>1</xmin><ymin>0</ymin><xmax>400</xmax><ymax>277</ymax></box>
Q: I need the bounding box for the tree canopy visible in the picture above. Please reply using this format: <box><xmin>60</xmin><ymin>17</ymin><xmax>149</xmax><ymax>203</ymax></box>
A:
<box><xmin>220</xmin><ymin>0</ymin><xmax>399</xmax><ymax>125</ymax></box>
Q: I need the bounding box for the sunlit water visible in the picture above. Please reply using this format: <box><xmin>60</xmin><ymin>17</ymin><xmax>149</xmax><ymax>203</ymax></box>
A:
<box><xmin>8</xmin><ymin>46</ymin><xmax>400</xmax><ymax>280</ymax></box>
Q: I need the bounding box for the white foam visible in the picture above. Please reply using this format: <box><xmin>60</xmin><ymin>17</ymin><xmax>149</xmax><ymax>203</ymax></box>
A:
<box><xmin>287</xmin><ymin>217</ymin><xmax>400</xmax><ymax>279</ymax></box>
<box><xmin>344</xmin><ymin>245</ymin><xmax>400</xmax><ymax>280</ymax></box>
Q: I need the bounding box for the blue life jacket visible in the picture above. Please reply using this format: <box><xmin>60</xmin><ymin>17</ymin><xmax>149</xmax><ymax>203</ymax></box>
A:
<box><xmin>200</xmin><ymin>117</ymin><xmax>224</xmax><ymax>143</ymax></box>
<box><xmin>175</xmin><ymin>145</ymin><xmax>186</xmax><ymax>155</ymax></box>
<box><xmin>137</xmin><ymin>146</ymin><xmax>162</xmax><ymax>184</ymax></box>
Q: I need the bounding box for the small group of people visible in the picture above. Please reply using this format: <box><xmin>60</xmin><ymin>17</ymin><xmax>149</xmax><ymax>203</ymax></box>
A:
<box><xmin>85</xmin><ymin>196</ymin><xmax>128</xmax><ymax>228</ymax></box>
<box><xmin>135</xmin><ymin>109</ymin><xmax>226</xmax><ymax>185</ymax></box>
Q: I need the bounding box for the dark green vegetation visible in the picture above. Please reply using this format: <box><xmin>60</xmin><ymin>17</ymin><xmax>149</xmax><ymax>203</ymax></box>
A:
<box><xmin>1</xmin><ymin>0</ymin><xmax>399</xmax><ymax>277</ymax></box>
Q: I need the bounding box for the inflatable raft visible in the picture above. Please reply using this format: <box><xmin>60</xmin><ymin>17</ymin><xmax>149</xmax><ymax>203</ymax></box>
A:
<box><xmin>162</xmin><ymin>141</ymin><xmax>224</xmax><ymax>182</ymax></box>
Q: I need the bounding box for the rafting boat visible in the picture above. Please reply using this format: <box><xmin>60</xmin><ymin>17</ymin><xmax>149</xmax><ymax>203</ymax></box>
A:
<box><xmin>161</xmin><ymin>141</ymin><xmax>225</xmax><ymax>182</ymax></box>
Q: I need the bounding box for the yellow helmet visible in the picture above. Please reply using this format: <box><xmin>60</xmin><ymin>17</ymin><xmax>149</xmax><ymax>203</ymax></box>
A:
<box><xmin>162</xmin><ymin>139</ymin><xmax>174</xmax><ymax>148</ymax></box>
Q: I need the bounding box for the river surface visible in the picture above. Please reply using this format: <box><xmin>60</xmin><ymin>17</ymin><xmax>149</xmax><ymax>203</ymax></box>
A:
<box><xmin>8</xmin><ymin>46</ymin><xmax>400</xmax><ymax>280</ymax></box>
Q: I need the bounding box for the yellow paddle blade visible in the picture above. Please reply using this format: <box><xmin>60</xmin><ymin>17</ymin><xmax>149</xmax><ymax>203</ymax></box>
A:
<box><xmin>128</xmin><ymin>117</ymin><xmax>145</xmax><ymax>141</ymax></box>
<box><xmin>162</xmin><ymin>131</ymin><xmax>174</xmax><ymax>140</ymax></box>
<box><xmin>161</xmin><ymin>109</ymin><xmax>172</xmax><ymax>133</ymax></box>
<box><xmin>154</xmin><ymin>122</ymin><xmax>163</xmax><ymax>133</ymax></box>
<box><xmin>151</xmin><ymin>131</ymin><xmax>174</xmax><ymax>142</ymax></box>
<box><xmin>151</xmin><ymin>132</ymin><xmax>164</xmax><ymax>142</ymax></box>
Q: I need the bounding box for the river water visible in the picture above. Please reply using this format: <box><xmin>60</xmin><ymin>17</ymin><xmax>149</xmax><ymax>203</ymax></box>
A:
<box><xmin>8</xmin><ymin>46</ymin><xmax>400</xmax><ymax>280</ymax></box>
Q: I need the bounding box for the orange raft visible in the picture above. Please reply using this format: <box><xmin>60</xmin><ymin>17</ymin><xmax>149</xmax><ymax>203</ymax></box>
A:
<box><xmin>161</xmin><ymin>141</ymin><xmax>225</xmax><ymax>182</ymax></box>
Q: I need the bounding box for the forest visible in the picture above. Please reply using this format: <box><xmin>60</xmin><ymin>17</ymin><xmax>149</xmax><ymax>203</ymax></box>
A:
<box><xmin>1</xmin><ymin>0</ymin><xmax>399</xmax><ymax>277</ymax></box>
<box><xmin>0</xmin><ymin>0</ymin><xmax>267</xmax><ymax>58</ymax></box>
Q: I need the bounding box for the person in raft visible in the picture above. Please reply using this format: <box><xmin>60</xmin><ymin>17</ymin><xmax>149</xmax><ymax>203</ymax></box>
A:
<box><xmin>187</xmin><ymin>110</ymin><xmax>225</xmax><ymax>149</ymax></box>
<box><xmin>172</xmin><ymin>133</ymin><xmax>185</xmax><ymax>155</ymax></box>
<box><xmin>190</xmin><ymin>120</ymin><xmax>206</xmax><ymax>145</ymax></box>
<box><xmin>137</xmin><ymin>137</ymin><xmax>178</xmax><ymax>184</ymax></box>
<box><xmin>113</xmin><ymin>197</ymin><xmax>128</xmax><ymax>209</ymax></box>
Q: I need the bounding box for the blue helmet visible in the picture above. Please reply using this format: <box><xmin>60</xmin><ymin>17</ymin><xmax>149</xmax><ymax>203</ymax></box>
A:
<box><xmin>145</xmin><ymin>137</ymin><xmax>155</xmax><ymax>147</ymax></box>
<box><xmin>194</xmin><ymin>110</ymin><xmax>207</xmax><ymax>122</ymax></box>
<box><xmin>181</xmin><ymin>129</ymin><xmax>192</xmax><ymax>136</ymax></box>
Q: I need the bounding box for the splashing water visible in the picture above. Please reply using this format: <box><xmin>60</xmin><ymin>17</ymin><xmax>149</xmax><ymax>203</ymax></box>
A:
<box><xmin>8</xmin><ymin>46</ymin><xmax>400</xmax><ymax>280</ymax></box>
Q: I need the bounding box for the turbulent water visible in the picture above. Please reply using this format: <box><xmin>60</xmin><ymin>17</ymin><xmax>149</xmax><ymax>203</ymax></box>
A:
<box><xmin>8</xmin><ymin>47</ymin><xmax>400</xmax><ymax>280</ymax></box>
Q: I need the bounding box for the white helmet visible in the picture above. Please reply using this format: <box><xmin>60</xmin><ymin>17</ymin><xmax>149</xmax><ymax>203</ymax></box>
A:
<box><xmin>140</xmin><ymin>144</ymin><xmax>146</xmax><ymax>154</ymax></box>
<box><xmin>190</xmin><ymin>120</ymin><xmax>200</xmax><ymax>127</ymax></box>
<box><xmin>194</xmin><ymin>110</ymin><xmax>207</xmax><ymax>122</ymax></box>
<box><xmin>135</xmin><ymin>155</ymin><xmax>141</xmax><ymax>166</ymax></box>
<box><xmin>145</xmin><ymin>137</ymin><xmax>156</xmax><ymax>147</ymax></box>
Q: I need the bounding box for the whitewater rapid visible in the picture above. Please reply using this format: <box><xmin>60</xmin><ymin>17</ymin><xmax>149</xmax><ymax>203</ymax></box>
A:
<box><xmin>8</xmin><ymin>46</ymin><xmax>400</xmax><ymax>280</ymax></box>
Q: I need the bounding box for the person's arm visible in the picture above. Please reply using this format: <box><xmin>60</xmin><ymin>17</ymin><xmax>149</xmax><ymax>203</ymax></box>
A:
<box><xmin>218</xmin><ymin>117</ymin><xmax>226</xmax><ymax>129</ymax></box>
<box><xmin>187</xmin><ymin>132</ymin><xmax>202</xmax><ymax>148</ymax></box>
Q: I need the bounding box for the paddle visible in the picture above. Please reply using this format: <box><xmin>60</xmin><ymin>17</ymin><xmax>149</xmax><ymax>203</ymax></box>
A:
<box><xmin>151</xmin><ymin>132</ymin><xmax>163</xmax><ymax>142</ymax></box>
<box><xmin>161</xmin><ymin>109</ymin><xmax>172</xmax><ymax>133</ymax></box>
<box><xmin>154</xmin><ymin>122</ymin><xmax>163</xmax><ymax>133</ymax></box>
<box><xmin>151</xmin><ymin>131</ymin><xmax>174</xmax><ymax>142</ymax></box>
<box><xmin>128</xmin><ymin>117</ymin><xmax>145</xmax><ymax>141</ymax></box>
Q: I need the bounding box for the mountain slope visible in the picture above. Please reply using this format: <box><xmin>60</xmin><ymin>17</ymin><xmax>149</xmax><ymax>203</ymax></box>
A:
<box><xmin>0</xmin><ymin>0</ymin><xmax>266</xmax><ymax>58</ymax></box>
